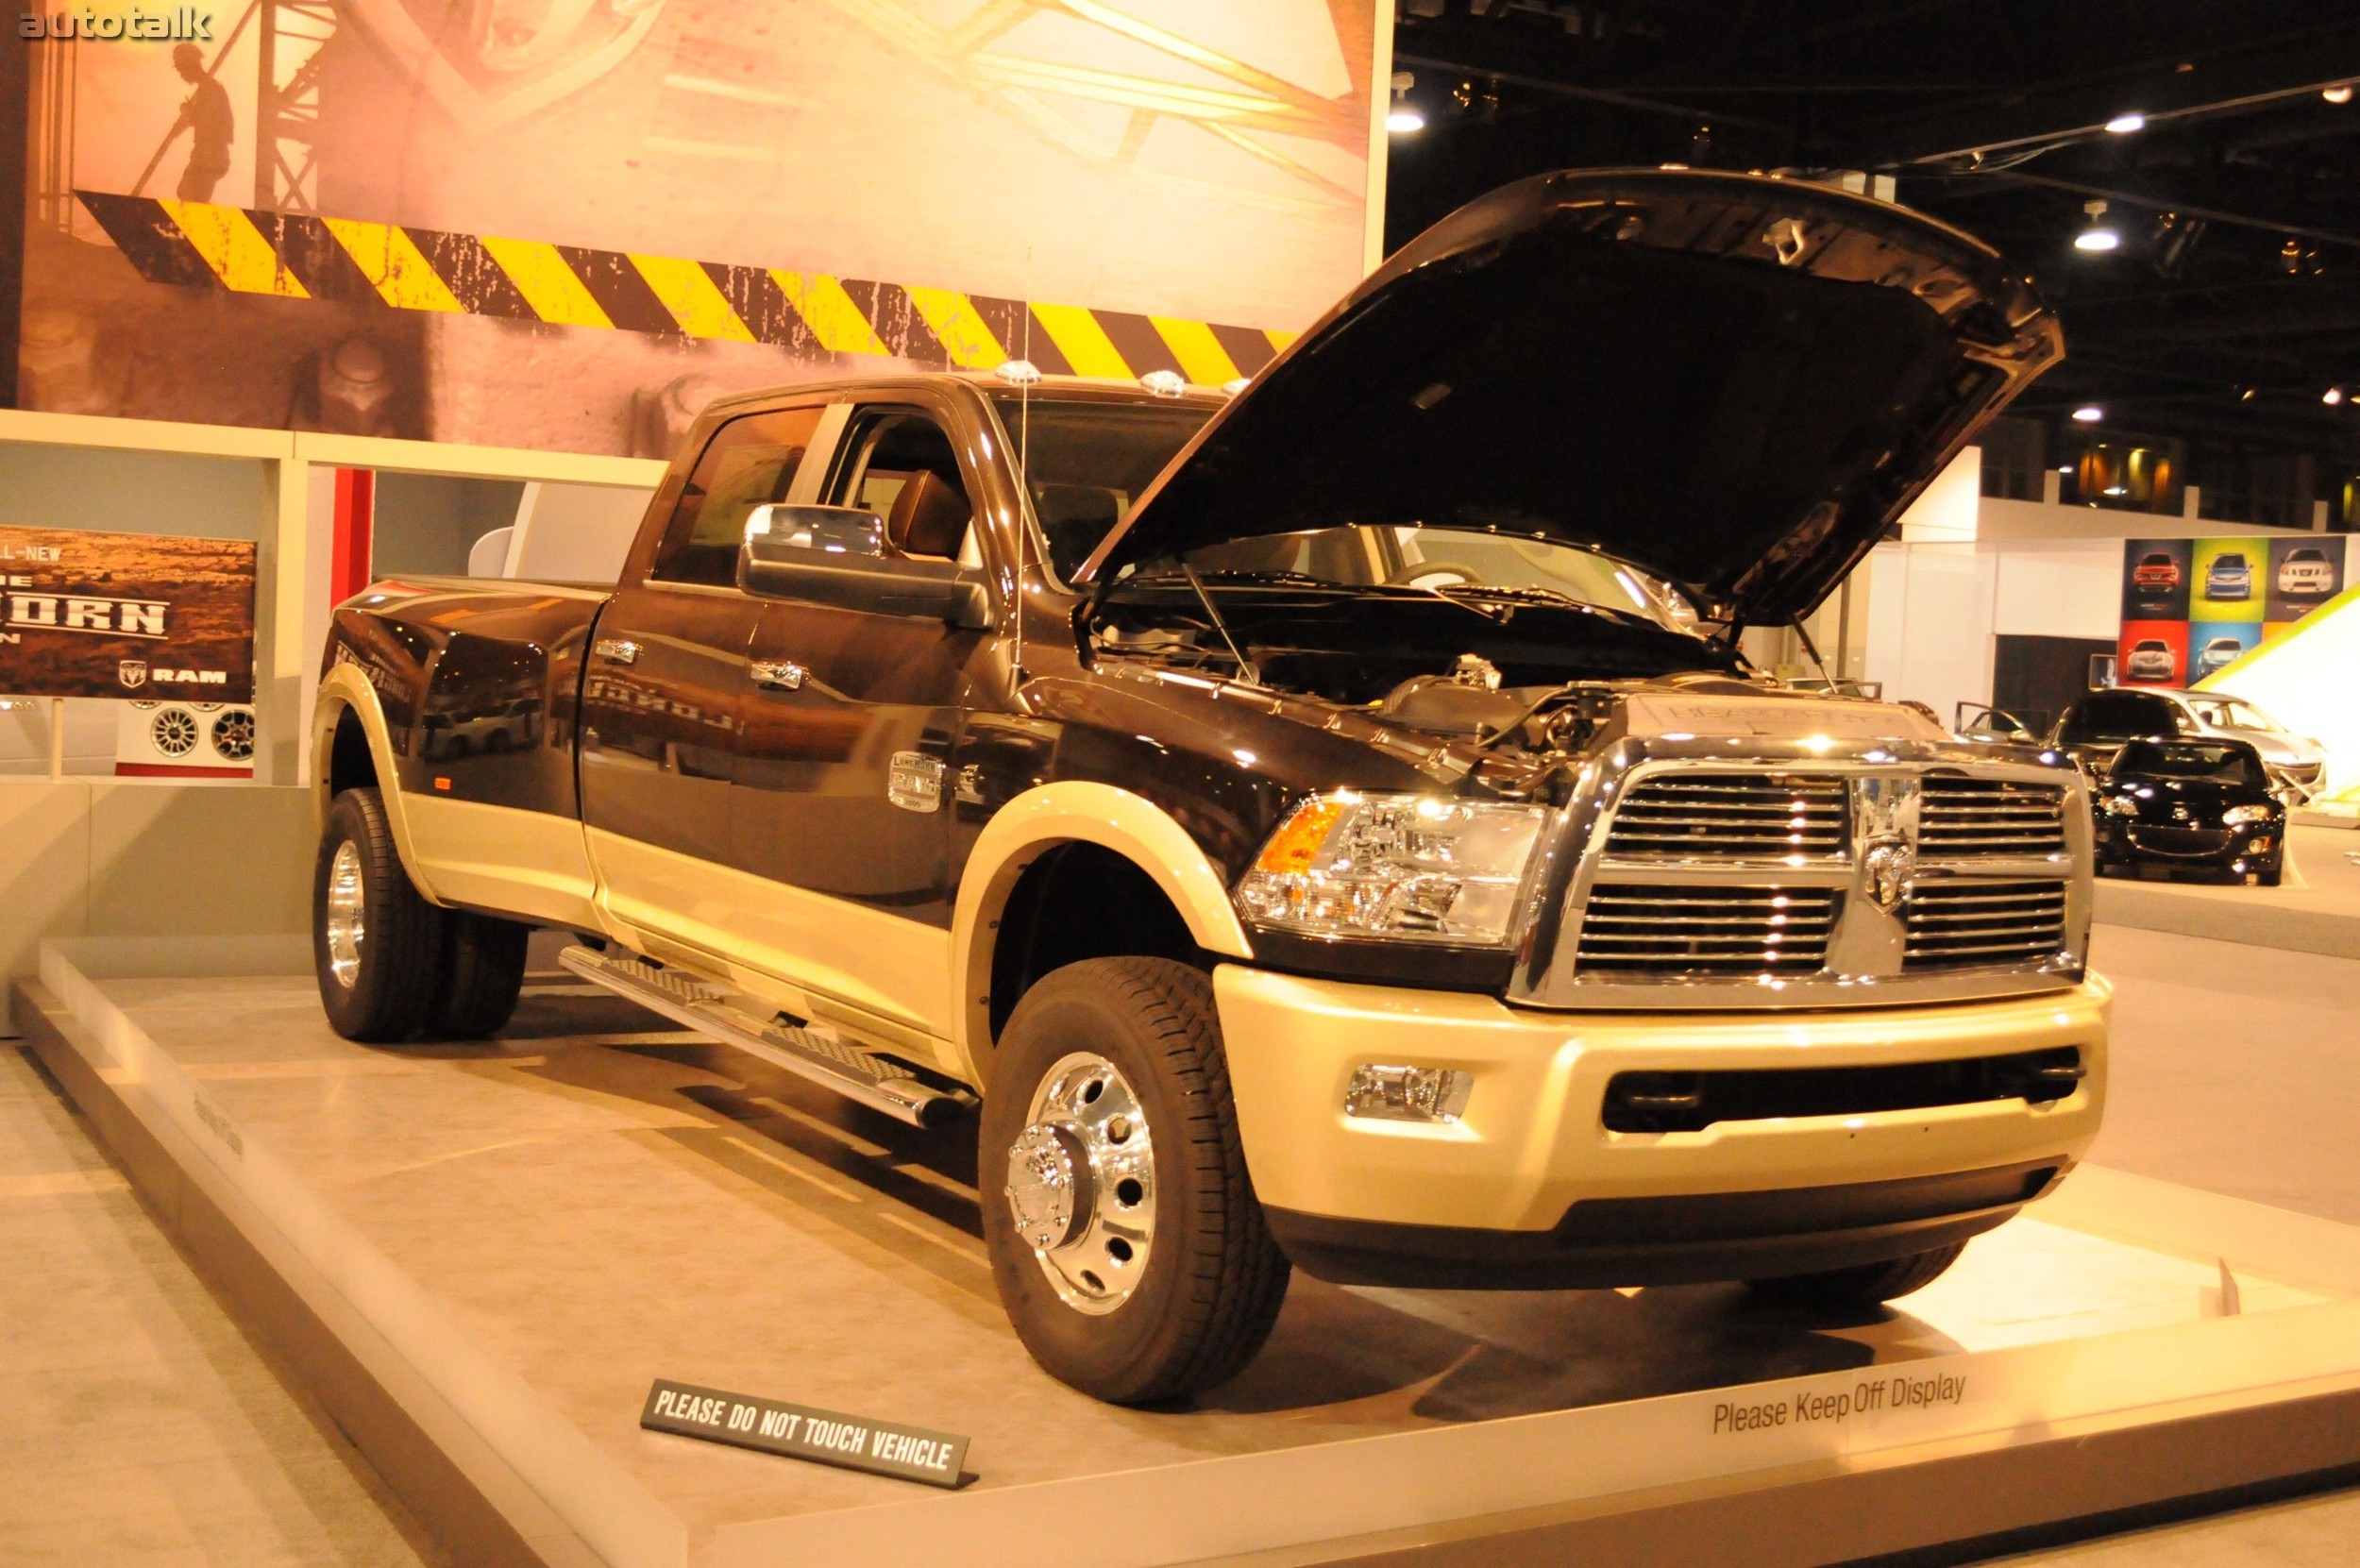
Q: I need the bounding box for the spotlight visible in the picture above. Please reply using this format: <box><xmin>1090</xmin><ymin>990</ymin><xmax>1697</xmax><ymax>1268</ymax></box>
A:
<box><xmin>2326</xmin><ymin>84</ymin><xmax>2354</xmax><ymax>105</ymax></box>
<box><xmin>2072</xmin><ymin>405</ymin><xmax>2104</xmax><ymax>423</ymax></box>
<box><xmin>2076</xmin><ymin>198</ymin><xmax>2120</xmax><ymax>252</ymax></box>
<box><xmin>2326</xmin><ymin>387</ymin><xmax>2346</xmax><ymax>406</ymax></box>
<box><xmin>2104</xmin><ymin>111</ymin><xmax>2148</xmax><ymax>134</ymax></box>
<box><xmin>1388</xmin><ymin>70</ymin><xmax>1423</xmax><ymax>135</ymax></box>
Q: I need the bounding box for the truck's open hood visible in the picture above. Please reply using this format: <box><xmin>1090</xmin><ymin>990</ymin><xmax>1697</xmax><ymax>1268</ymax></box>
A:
<box><xmin>1077</xmin><ymin>169</ymin><xmax>2062</xmax><ymax>625</ymax></box>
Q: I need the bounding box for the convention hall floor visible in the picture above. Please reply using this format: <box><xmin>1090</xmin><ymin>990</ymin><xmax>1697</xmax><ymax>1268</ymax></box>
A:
<box><xmin>1</xmin><ymin>922</ymin><xmax>2352</xmax><ymax>1568</ymax></box>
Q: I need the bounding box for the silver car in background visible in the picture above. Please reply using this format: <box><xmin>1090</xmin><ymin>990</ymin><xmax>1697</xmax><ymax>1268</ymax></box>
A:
<box><xmin>2142</xmin><ymin>688</ymin><xmax>2328</xmax><ymax>800</ymax></box>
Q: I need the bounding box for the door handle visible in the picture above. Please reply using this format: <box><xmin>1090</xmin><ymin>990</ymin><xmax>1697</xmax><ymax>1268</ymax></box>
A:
<box><xmin>593</xmin><ymin>638</ymin><xmax>640</xmax><ymax>666</ymax></box>
<box><xmin>751</xmin><ymin>660</ymin><xmax>806</xmax><ymax>691</ymax></box>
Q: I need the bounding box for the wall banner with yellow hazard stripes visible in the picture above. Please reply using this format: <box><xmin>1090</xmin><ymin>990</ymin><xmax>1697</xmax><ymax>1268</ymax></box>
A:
<box><xmin>76</xmin><ymin>191</ymin><xmax>1297</xmax><ymax>388</ymax></box>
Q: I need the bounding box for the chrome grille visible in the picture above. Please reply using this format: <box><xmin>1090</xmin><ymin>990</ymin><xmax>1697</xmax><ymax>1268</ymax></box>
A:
<box><xmin>1918</xmin><ymin>778</ymin><xmax>2067</xmax><ymax>857</ymax></box>
<box><xmin>1576</xmin><ymin>885</ymin><xmax>1840</xmax><ymax>975</ymax></box>
<box><xmin>1903</xmin><ymin>881</ymin><xmax>2067</xmax><ymax>970</ymax></box>
<box><xmin>1603</xmin><ymin>774</ymin><xmax>1847</xmax><ymax>859</ymax></box>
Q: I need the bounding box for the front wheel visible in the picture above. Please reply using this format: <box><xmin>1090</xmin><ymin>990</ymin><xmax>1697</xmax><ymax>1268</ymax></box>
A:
<box><xmin>980</xmin><ymin>957</ymin><xmax>1290</xmax><ymax>1405</ymax></box>
<box><xmin>1747</xmin><ymin>1241</ymin><xmax>1966</xmax><ymax>1313</ymax></box>
<box><xmin>314</xmin><ymin>788</ymin><xmax>446</xmax><ymax>1042</ymax></box>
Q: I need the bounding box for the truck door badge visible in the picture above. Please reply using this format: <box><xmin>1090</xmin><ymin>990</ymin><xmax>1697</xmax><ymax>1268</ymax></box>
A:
<box><xmin>887</xmin><ymin>752</ymin><xmax>945</xmax><ymax>813</ymax></box>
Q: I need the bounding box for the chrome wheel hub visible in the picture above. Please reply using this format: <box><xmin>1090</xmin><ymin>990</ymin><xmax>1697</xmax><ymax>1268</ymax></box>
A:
<box><xmin>325</xmin><ymin>841</ymin><xmax>365</xmax><ymax>989</ymax></box>
<box><xmin>1005</xmin><ymin>1052</ymin><xmax>1155</xmax><ymax>1315</ymax></box>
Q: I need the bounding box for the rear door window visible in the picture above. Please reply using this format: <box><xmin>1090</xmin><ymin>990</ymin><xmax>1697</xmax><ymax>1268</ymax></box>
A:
<box><xmin>2064</xmin><ymin>691</ymin><xmax>2177</xmax><ymax>743</ymax></box>
<box><xmin>651</xmin><ymin>406</ymin><xmax>828</xmax><ymax>587</ymax></box>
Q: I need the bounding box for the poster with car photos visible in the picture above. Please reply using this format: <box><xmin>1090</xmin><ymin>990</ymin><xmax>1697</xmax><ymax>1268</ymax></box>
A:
<box><xmin>2265</xmin><ymin>536</ymin><xmax>2347</xmax><ymax>623</ymax></box>
<box><xmin>2118</xmin><ymin>535</ymin><xmax>2349</xmax><ymax>686</ymax></box>
<box><xmin>2115</xmin><ymin>619</ymin><xmax>2187</xmax><ymax>687</ymax></box>
<box><xmin>0</xmin><ymin>525</ymin><xmax>257</xmax><ymax>701</ymax></box>
<box><xmin>2119</xmin><ymin>538</ymin><xmax>2192</xmax><ymax>622</ymax></box>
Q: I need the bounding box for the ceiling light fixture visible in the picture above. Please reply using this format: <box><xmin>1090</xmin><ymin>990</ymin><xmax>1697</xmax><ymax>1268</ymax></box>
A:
<box><xmin>2075</xmin><ymin>198</ymin><xmax>2120</xmax><ymax>252</ymax></box>
<box><xmin>2104</xmin><ymin>111</ymin><xmax>2148</xmax><ymax>134</ymax></box>
<box><xmin>2326</xmin><ymin>84</ymin><xmax>2354</xmax><ymax>105</ymax></box>
<box><xmin>2325</xmin><ymin>387</ymin><xmax>2346</xmax><ymax>406</ymax></box>
<box><xmin>1387</xmin><ymin>70</ymin><xmax>1424</xmax><ymax>135</ymax></box>
<box><xmin>2072</xmin><ymin>405</ymin><xmax>2104</xmax><ymax>423</ymax></box>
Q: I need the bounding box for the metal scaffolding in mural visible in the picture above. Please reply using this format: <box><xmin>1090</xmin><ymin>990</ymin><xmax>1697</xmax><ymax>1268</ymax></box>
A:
<box><xmin>28</xmin><ymin>35</ymin><xmax>76</xmax><ymax>232</ymax></box>
<box><xmin>252</xmin><ymin>0</ymin><xmax>340</xmax><ymax>212</ymax></box>
<box><xmin>120</xmin><ymin>0</ymin><xmax>337</xmax><ymax>211</ymax></box>
<box><xmin>821</xmin><ymin>0</ymin><xmax>1368</xmax><ymax>207</ymax></box>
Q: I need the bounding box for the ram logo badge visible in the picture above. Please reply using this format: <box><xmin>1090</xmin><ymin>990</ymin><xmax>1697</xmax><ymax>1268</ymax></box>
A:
<box><xmin>1854</xmin><ymin>776</ymin><xmax>1923</xmax><ymax>916</ymax></box>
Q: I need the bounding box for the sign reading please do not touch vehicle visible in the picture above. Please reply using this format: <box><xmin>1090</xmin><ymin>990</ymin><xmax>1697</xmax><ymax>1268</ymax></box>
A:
<box><xmin>640</xmin><ymin>1378</ymin><xmax>970</xmax><ymax>1488</ymax></box>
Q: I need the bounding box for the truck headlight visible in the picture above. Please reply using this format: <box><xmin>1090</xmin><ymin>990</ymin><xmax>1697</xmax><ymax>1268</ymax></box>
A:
<box><xmin>2222</xmin><ymin>803</ymin><xmax>2274</xmax><ymax>826</ymax></box>
<box><xmin>1235</xmin><ymin>792</ymin><xmax>1546</xmax><ymax>945</ymax></box>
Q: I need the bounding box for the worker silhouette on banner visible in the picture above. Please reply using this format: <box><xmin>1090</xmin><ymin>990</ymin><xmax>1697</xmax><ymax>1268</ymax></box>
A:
<box><xmin>168</xmin><ymin>43</ymin><xmax>234</xmax><ymax>203</ymax></box>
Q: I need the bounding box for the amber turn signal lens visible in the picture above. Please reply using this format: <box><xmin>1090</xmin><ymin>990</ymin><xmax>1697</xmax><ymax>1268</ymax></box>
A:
<box><xmin>1255</xmin><ymin>797</ymin><xmax>1348</xmax><ymax>875</ymax></box>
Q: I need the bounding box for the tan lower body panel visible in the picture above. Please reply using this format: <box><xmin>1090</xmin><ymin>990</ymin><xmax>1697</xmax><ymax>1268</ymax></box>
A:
<box><xmin>584</xmin><ymin>826</ymin><xmax>954</xmax><ymax>1057</ymax></box>
<box><xmin>1215</xmin><ymin>965</ymin><xmax>2112</xmax><ymax>1232</ymax></box>
<box><xmin>402</xmin><ymin>793</ymin><xmax>602</xmax><ymax>934</ymax></box>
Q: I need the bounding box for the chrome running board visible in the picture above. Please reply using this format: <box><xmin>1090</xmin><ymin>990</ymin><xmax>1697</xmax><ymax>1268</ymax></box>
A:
<box><xmin>557</xmin><ymin>946</ymin><xmax>973</xmax><ymax>1129</ymax></box>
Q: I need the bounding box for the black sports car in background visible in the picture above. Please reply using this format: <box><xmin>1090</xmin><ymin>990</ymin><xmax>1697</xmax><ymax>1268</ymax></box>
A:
<box><xmin>2095</xmin><ymin>738</ymin><xmax>2286</xmax><ymax>886</ymax></box>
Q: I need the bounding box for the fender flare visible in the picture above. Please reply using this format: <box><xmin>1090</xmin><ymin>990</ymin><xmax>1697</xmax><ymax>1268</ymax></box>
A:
<box><xmin>312</xmin><ymin>663</ymin><xmax>447</xmax><ymax>905</ymax></box>
<box><xmin>949</xmin><ymin>782</ymin><xmax>1253</xmax><ymax>1081</ymax></box>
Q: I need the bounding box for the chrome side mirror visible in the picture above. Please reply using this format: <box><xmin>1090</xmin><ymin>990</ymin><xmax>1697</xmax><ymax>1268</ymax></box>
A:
<box><xmin>737</xmin><ymin>505</ymin><xmax>990</xmax><ymax>630</ymax></box>
<box><xmin>745</xmin><ymin>503</ymin><xmax>889</xmax><ymax>558</ymax></box>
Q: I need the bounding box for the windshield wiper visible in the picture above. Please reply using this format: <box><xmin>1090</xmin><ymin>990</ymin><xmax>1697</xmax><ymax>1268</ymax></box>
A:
<box><xmin>1126</xmin><ymin>567</ymin><xmax>1336</xmax><ymax>589</ymax></box>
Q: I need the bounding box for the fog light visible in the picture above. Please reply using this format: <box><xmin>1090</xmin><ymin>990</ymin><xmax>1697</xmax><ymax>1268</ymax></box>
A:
<box><xmin>2248</xmin><ymin>836</ymin><xmax>2274</xmax><ymax>852</ymax></box>
<box><xmin>1344</xmin><ymin>1065</ymin><xmax>1473</xmax><ymax>1122</ymax></box>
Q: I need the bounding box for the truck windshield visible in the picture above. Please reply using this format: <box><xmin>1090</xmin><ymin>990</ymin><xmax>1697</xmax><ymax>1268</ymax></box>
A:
<box><xmin>988</xmin><ymin>395</ymin><xmax>1211</xmax><ymax>580</ymax></box>
<box><xmin>1128</xmin><ymin>524</ymin><xmax>1687</xmax><ymax>629</ymax></box>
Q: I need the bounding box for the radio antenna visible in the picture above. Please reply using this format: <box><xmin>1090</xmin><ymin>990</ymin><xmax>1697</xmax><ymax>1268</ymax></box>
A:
<box><xmin>996</xmin><ymin>346</ymin><xmax>1042</xmax><ymax>696</ymax></box>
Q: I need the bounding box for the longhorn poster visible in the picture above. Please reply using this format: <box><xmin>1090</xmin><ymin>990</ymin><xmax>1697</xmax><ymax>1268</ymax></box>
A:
<box><xmin>0</xmin><ymin>525</ymin><xmax>258</xmax><ymax>701</ymax></box>
<box><xmin>16</xmin><ymin>2</ymin><xmax>1383</xmax><ymax>458</ymax></box>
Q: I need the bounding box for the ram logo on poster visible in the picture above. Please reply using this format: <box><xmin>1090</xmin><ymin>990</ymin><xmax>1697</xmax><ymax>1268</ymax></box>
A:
<box><xmin>0</xmin><ymin>526</ymin><xmax>256</xmax><ymax>701</ymax></box>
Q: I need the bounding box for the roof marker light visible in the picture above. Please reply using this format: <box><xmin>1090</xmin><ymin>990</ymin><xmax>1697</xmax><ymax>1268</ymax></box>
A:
<box><xmin>2076</xmin><ymin>198</ymin><xmax>2120</xmax><ymax>252</ymax></box>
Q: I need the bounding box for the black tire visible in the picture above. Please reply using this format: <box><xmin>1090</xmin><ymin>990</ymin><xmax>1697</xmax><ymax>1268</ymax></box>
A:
<box><xmin>2258</xmin><ymin>853</ymin><xmax>2284</xmax><ymax>888</ymax></box>
<box><xmin>314</xmin><ymin>788</ymin><xmax>445</xmax><ymax>1043</ymax></box>
<box><xmin>980</xmin><ymin>957</ymin><xmax>1290</xmax><ymax>1405</ymax></box>
<box><xmin>1747</xmin><ymin>1241</ymin><xmax>1966</xmax><ymax>1313</ymax></box>
<box><xmin>430</xmin><ymin>912</ymin><xmax>530</xmax><ymax>1037</ymax></box>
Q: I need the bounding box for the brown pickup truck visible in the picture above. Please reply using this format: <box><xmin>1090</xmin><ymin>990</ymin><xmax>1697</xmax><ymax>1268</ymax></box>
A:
<box><xmin>311</xmin><ymin>169</ymin><xmax>2107</xmax><ymax>1405</ymax></box>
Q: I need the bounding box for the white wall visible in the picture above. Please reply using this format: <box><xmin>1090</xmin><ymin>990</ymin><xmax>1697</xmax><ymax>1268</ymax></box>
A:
<box><xmin>1992</xmin><ymin>539</ymin><xmax>2125</xmax><ymax>639</ymax></box>
<box><xmin>1862</xmin><ymin>543</ymin><xmax>1997</xmax><ymax>723</ymax></box>
<box><xmin>0</xmin><ymin>780</ymin><xmax>313</xmax><ymax>1032</ymax></box>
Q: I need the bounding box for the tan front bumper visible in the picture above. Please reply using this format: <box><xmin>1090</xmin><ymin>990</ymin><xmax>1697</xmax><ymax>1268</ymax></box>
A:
<box><xmin>1214</xmin><ymin>966</ymin><xmax>2109</xmax><ymax>1236</ymax></box>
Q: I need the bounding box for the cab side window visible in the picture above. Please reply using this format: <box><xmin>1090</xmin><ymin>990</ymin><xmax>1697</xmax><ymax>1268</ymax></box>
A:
<box><xmin>829</xmin><ymin>408</ymin><xmax>975</xmax><ymax>563</ymax></box>
<box><xmin>650</xmin><ymin>406</ymin><xmax>827</xmax><ymax>587</ymax></box>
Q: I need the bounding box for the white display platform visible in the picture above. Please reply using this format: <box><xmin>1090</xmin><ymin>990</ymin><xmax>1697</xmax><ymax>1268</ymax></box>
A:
<box><xmin>18</xmin><ymin>936</ymin><xmax>2360</xmax><ymax>1568</ymax></box>
<box><xmin>2093</xmin><ymin>824</ymin><xmax>2360</xmax><ymax>959</ymax></box>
